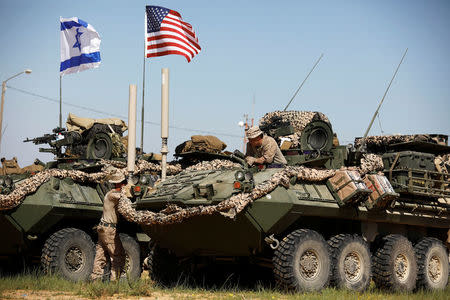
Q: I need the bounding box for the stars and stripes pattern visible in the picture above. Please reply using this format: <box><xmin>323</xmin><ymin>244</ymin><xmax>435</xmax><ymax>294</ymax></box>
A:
<box><xmin>145</xmin><ymin>6</ymin><xmax>201</xmax><ymax>62</ymax></box>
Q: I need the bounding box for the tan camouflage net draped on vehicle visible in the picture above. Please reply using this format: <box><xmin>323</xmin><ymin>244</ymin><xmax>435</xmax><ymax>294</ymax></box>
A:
<box><xmin>0</xmin><ymin>155</ymin><xmax>382</xmax><ymax>224</ymax></box>
<box><xmin>117</xmin><ymin>165</ymin><xmax>338</xmax><ymax>224</ymax></box>
<box><xmin>117</xmin><ymin>155</ymin><xmax>382</xmax><ymax>225</ymax></box>
<box><xmin>259</xmin><ymin>111</ymin><xmax>330</xmax><ymax>148</ymax></box>
<box><xmin>435</xmin><ymin>154</ymin><xmax>450</xmax><ymax>174</ymax></box>
<box><xmin>0</xmin><ymin>160</ymin><xmax>180</xmax><ymax>211</ymax></box>
<box><xmin>353</xmin><ymin>134</ymin><xmax>446</xmax><ymax>151</ymax></box>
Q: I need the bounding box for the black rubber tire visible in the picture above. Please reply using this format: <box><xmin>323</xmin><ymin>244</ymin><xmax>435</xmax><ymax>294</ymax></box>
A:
<box><xmin>100</xmin><ymin>233</ymin><xmax>142</xmax><ymax>281</ymax></box>
<box><xmin>373</xmin><ymin>234</ymin><xmax>417</xmax><ymax>292</ymax></box>
<box><xmin>273</xmin><ymin>229</ymin><xmax>331</xmax><ymax>292</ymax></box>
<box><xmin>147</xmin><ymin>244</ymin><xmax>181</xmax><ymax>286</ymax></box>
<box><xmin>414</xmin><ymin>237</ymin><xmax>449</xmax><ymax>290</ymax></box>
<box><xmin>41</xmin><ymin>228</ymin><xmax>95</xmax><ymax>281</ymax></box>
<box><xmin>119</xmin><ymin>233</ymin><xmax>141</xmax><ymax>280</ymax></box>
<box><xmin>328</xmin><ymin>234</ymin><xmax>372</xmax><ymax>291</ymax></box>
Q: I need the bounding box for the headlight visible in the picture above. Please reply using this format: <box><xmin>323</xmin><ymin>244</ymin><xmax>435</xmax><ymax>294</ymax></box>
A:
<box><xmin>234</xmin><ymin>171</ymin><xmax>245</xmax><ymax>181</ymax></box>
<box><xmin>244</xmin><ymin>171</ymin><xmax>254</xmax><ymax>182</ymax></box>
<box><xmin>130</xmin><ymin>175</ymin><xmax>139</xmax><ymax>185</ymax></box>
<box><xmin>0</xmin><ymin>178</ymin><xmax>4</xmax><ymax>185</ymax></box>
<box><xmin>149</xmin><ymin>175</ymin><xmax>159</xmax><ymax>187</ymax></box>
<box><xmin>139</xmin><ymin>175</ymin><xmax>149</xmax><ymax>185</ymax></box>
<box><xmin>4</xmin><ymin>177</ymin><xmax>13</xmax><ymax>187</ymax></box>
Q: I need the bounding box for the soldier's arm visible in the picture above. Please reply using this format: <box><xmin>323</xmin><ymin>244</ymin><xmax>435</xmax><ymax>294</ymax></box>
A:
<box><xmin>261</xmin><ymin>141</ymin><xmax>277</xmax><ymax>164</ymax></box>
<box><xmin>105</xmin><ymin>190</ymin><xmax>122</xmax><ymax>203</ymax></box>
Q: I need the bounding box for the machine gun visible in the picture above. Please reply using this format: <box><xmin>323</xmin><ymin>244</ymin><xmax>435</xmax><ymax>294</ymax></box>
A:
<box><xmin>24</xmin><ymin>127</ymin><xmax>82</xmax><ymax>157</ymax></box>
<box><xmin>24</xmin><ymin>127</ymin><xmax>65</xmax><ymax>145</ymax></box>
<box><xmin>23</xmin><ymin>123</ymin><xmax>123</xmax><ymax>160</ymax></box>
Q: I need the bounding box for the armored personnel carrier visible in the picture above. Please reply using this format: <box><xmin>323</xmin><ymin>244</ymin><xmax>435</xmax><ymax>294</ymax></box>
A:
<box><xmin>0</xmin><ymin>114</ymin><xmax>154</xmax><ymax>281</ymax></box>
<box><xmin>133</xmin><ymin>111</ymin><xmax>449</xmax><ymax>292</ymax></box>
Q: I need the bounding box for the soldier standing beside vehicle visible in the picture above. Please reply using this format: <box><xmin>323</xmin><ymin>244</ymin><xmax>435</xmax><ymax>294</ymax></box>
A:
<box><xmin>90</xmin><ymin>172</ymin><xmax>127</xmax><ymax>281</ymax></box>
<box><xmin>245</xmin><ymin>126</ymin><xmax>287</xmax><ymax>166</ymax></box>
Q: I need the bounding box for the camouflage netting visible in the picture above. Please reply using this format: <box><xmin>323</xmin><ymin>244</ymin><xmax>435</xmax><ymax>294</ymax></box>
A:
<box><xmin>117</xmin><ymin>165</ymin><xmax>338</xmax><ymax>225</ymax></box>
<box><xmin>0</xmin><ymin>168</ymin><xmax>111</xmax><ymax>211</ymax></box>
<box><xmin>435</xmin><ymin>154</ymin><xmax>450</xmax><ymax>174</ymax></box>
<box><xmin>354</xmin><ymin>134</ymin><xmax>442</xmax><ymax>153</ymax></box>
<box><xmin>117</xmin><ymin>154</ymin><xmax>386</xmax><ymax>226</ymax></box>
<box><xmin>259</xmin><ymin>111</ymin><xmax>330</xmax><ymax>148</ymax></box>
<box><xmin>184</xmin><ymin>159</ymin><xmax>241</xmax><ymax>172</ymax></box>
<box><xmin>359</xmin><ymin>153</ymin><xmax>384</xmax><ymax>174</ymax></box>
<box><xmin>0</xmin><ymin>160</ymin><xmax>181</xmax><ymax>211</ymax></box>
<box><xmin>0</xmin><ymin>154</ymin><xmax>387</xmax><ymax>224</ymax></box>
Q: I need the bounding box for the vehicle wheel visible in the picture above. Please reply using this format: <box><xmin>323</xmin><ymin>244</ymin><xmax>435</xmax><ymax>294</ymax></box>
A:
<box><xmin>373</xmin><ymin>234</ymin><xmax>417</xmax><ymax>292</ymax></box>
<box><xmin>147</xmin><ymin>244</ymin><xmax>181</xmax><ymax>286</ymax></box>
<box><xmin>100</xmin><ymin>234</ymin><xmax>142</xmax><ymax>281</ymax></box>
<box><xmin>328</xmin><ymin>234</ymin><xmax>371</xmax><ymax>291</ymax></box>
<box><xmin>414</xmin><ymin>237</ymin><xmax>449</xmax><ymax>290</ymax></box>
<box><xmin>41</xmin><ymin>228</ymin><xmax>95</xmax><ymax>281</ymax></box>
<box><xmin>119</xmin><ymin>233</ymin><xmax>141</xmax><ymax>280</ymax></box>
<box><xmin>273</xmin><ymin>229</ymin><xmax>331</xmax><ymax>291</ymax></box>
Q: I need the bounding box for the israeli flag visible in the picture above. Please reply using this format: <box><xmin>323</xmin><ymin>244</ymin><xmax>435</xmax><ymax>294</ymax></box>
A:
<box><xmin>60</xmin><ymin>17</ymin><xmax>101</xmax><ymax>75</ymax></box>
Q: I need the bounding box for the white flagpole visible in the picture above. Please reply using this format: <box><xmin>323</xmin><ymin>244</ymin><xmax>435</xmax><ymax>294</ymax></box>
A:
<box><xmin>140</xmin><ymin>10</ymin><xmax>147</xmax><ymax>154</ymax></box>
<box><xmin>59</xmin><ymin>74</ymin><xmax>62</xmax><ymax>128</ymax></box>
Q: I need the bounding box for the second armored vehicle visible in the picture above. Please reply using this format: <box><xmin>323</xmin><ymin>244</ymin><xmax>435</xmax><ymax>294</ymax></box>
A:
<box><xmin>0</xmin><ymin>114</ymin><xmax>153</xmax><ymax>281</ymax></box>
<box><xmin>135</xmin><ymin>111</ymin><xmax>449</xmax><ymax>292</ymax></box>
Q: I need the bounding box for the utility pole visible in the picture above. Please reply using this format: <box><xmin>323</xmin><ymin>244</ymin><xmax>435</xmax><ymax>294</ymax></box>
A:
<box><xmin>0</xmin><ymin>69</ymin><xmax>32</xmax><ymax>150</ymax></box>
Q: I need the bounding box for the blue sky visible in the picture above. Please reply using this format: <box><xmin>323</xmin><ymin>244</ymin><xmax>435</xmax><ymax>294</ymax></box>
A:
<box><xmin>1</xmin><ymin>0</ymin><xmax>449</xmax><ymax>165</ymax></box>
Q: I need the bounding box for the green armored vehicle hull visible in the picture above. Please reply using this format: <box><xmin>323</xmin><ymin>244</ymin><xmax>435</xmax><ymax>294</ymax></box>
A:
<box><xmin>136</xmin><ymin>111</ymin><xmax>450</xmax><ymax>292</ymax></box>
<box><xmin>0</xmin><ymin>174</ymin><xmax>145</xmax><ymax>281</ymax></box>
<box><xmin>0</xmin><ymin>116</ymin><xmax>147</xmax><ymax>281</ymax></box>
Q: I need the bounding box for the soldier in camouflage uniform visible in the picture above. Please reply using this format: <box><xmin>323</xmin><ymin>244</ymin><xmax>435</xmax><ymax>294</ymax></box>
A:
<box><xmin>245</xmin><ymin>126</ymin><xmax>287</xmax><ymax>166</ymax></box>
<box><xmin>90</xmin><ymin>172</ymin><xmax>126</xmax><ymax>281</ymax></box>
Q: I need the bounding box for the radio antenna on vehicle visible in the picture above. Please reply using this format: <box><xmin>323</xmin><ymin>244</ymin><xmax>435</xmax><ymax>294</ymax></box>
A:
<box><xmin>283</xmin><ymin>53</ymin><xmax>324</xmax><ymax>111</ymax></box>
<box><xmin>358</xmin><ymin>48</ymin><xmax>408</xmax><ymax>151</ymax></box>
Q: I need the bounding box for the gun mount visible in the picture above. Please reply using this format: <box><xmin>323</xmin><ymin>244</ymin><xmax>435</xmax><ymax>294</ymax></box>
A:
<box><xmin>24</xmin><ymin>122</ymin><xmax>126</xmax><ymax>161</ymax></box>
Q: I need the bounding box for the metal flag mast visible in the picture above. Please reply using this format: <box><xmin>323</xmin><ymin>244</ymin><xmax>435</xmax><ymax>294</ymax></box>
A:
<box><xmin>140</xmin><ymin>12</ymin><xmax>148</xmax><ymax>154</ymax></box>
<box><xmin>59</xmin><ymin>75</ymin><xmax>62</xmax><ymax>128</ymax></box>
<box><xmin>141</xmin><ymin>53</ymin><xmax>146</xmax><ymax>154</ymax></box>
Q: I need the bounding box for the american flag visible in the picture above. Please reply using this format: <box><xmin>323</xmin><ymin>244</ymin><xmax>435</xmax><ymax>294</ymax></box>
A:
<box><xmin>145</xmin><ymin>6</ymin><xmax>201</xmax><ymax>62</ymax></box>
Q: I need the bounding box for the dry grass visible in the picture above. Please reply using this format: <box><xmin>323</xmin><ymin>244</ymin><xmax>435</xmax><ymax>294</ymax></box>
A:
<box><xmin>0</xmin><ymin>270</ymin><xmax>448</xmax><ymax>300</ymax></box>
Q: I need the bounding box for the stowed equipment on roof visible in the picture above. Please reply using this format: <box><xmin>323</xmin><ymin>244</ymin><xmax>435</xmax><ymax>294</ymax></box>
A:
<box><xmin>24</xmin><ymin>113</ymin><xmax>128</xmax><ymax>160</ymax></box>
<box><xmin>174</xmin><ymin>135</ymin><xmax>231</xmax><ymax>167</ymax></box>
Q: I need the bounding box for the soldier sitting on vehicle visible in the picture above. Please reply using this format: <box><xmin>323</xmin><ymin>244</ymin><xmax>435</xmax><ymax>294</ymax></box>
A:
<box><xmin>245</xmin><ymin>126</ymin><xmax>287</xmax><ymax>167</ymax></box>
<box><xmin>90</xmin><ymin>171</ymin><xmax>128</xmax><ymax>282</ymax></box>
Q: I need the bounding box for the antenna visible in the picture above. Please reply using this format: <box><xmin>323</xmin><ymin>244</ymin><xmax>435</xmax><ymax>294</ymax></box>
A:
<box><xmin>251</xmin><ymin>93</ymin><xmax>255</xmax><ymax>127</ymax></box>
<box><xmin>283</xmin><ymin>53</ymin><xmax>324</xmax><ymax>111</ymax></box>
<box><xmin>358</xmin><ymin>48</ymin><xmax>408</xmax><ymax>151</ymax></box>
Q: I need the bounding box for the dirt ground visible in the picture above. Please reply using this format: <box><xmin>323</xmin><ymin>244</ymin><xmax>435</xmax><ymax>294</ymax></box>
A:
<box><xmin>1</xmin><ymin>290</ymin><xmax>211</xmax><ymax>300</ymax></box>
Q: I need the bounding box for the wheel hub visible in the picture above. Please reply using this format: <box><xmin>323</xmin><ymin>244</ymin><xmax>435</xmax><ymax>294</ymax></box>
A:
<box><xmin>344</xmin><ymin>251</ymin><xmax>361</xmax><ymax>281</ymax></box>
<box><xmin>124</xmin><ymin>254</ymin><xmax>131</xmax><ymax>273</ymax></box>
<box><xmin>65</xmin><ymin>246</ymin><xmax>84</xmax><ymax>272</ymax></box>
<box><xmin>394</xmin><ymin>253</ymin><xmax>409</xmax><ymax>282</ymax></box>
<box><xmin>299</xmin><ymin>250</ymin><xmax>319</xmax><ymax>279</ymax></box>
<box><xmin>428</xmin><ymin>255</ymin><xmax>442</xmax><ymax>282</ymax></box>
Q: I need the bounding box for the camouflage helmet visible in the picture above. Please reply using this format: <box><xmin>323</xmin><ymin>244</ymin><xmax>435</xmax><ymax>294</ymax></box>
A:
<box><xmin>104</xmin><ymin>166</ymin><xmax>126</xmax><ymax>183</ymax></box>
<box><xmin>246</xmin><ymin>126</ymin><xmax>263</xmax><ymax>139</ymax></box>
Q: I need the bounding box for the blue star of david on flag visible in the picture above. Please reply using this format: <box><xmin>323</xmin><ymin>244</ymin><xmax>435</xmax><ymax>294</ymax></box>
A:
<box><xmin>73</xmin><ymin>28</ymin><xmax>83</xmax><ymax>51</ymax></box>
<box><xmin>60</xmin><ymin>17</ymin><xmax>101</xmax><ymax>75</ymax></box>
